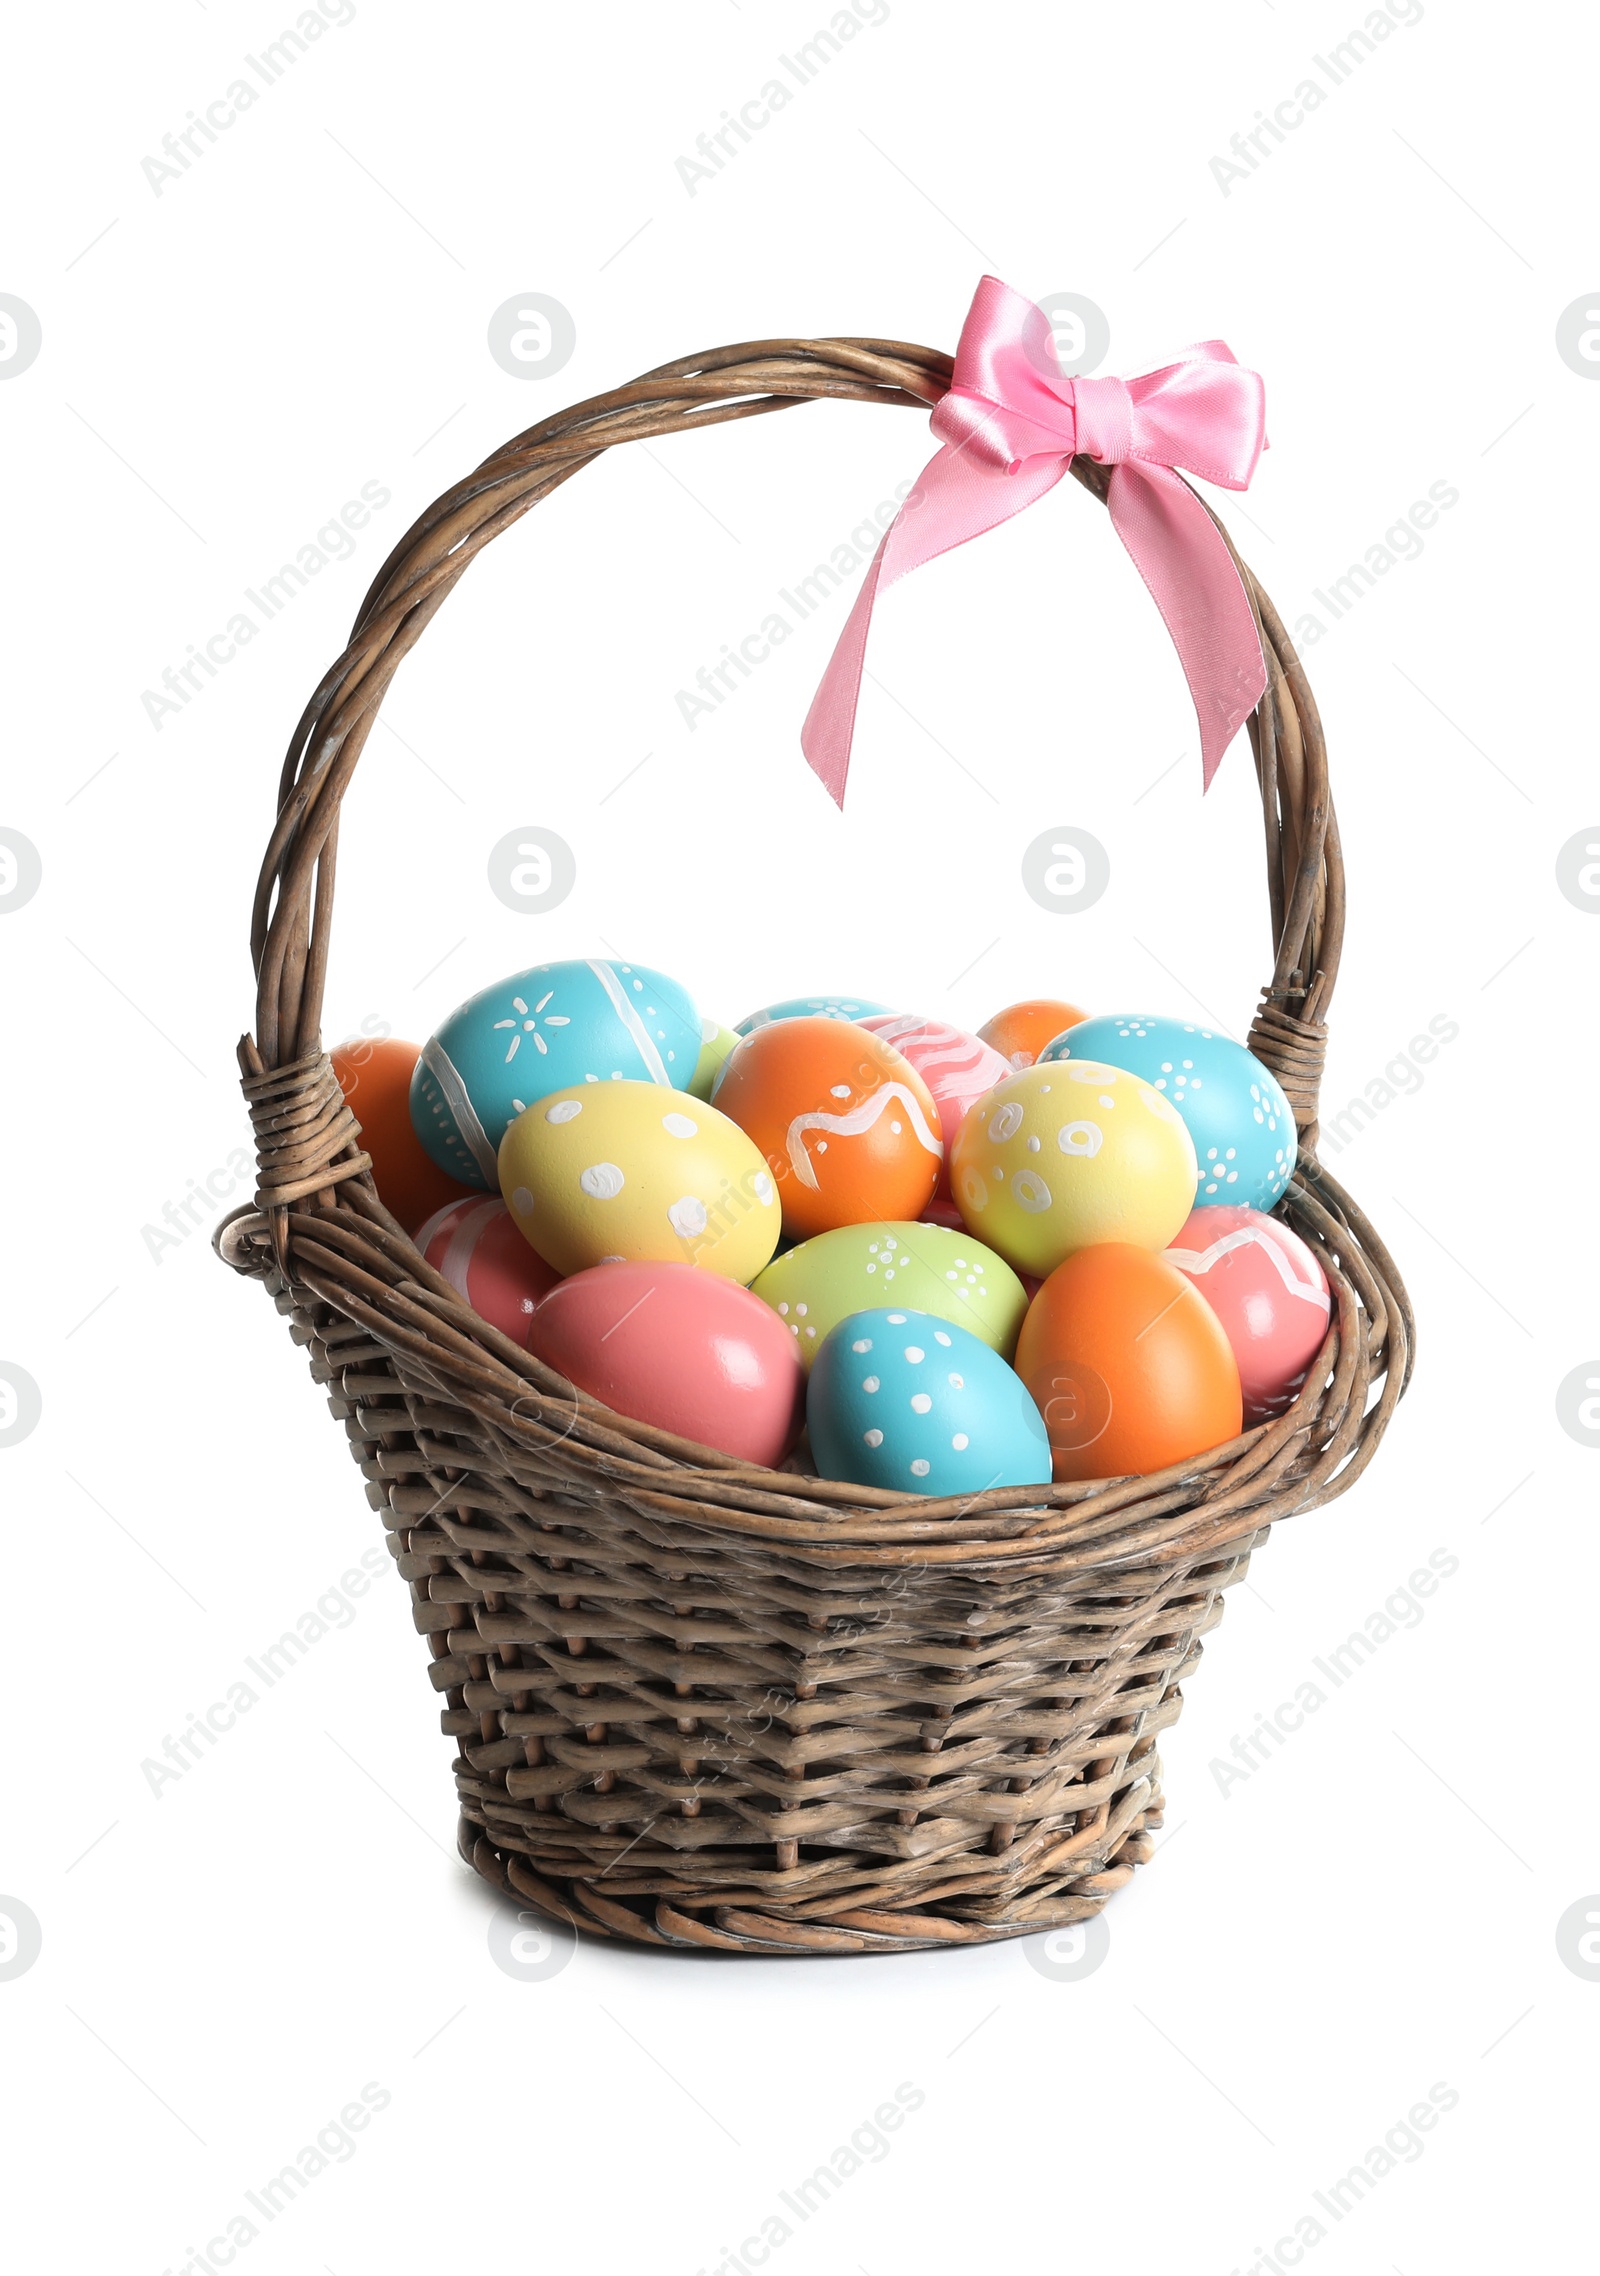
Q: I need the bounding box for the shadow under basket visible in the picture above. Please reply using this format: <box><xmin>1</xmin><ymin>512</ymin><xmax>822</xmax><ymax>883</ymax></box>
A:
<box><xmin>219</xmin><ymin>332</ymin><xmax>1413</xmax><ymax>1955</ymax></box>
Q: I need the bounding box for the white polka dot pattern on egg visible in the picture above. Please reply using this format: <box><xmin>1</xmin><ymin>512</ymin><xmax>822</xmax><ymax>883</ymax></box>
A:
<box><xmin>578</xmin><ymin>1162</ymin><xmax>624</xmax><ymax>1199</ymax></box>
<box><xmin>667</xmin><ymin>1195</ymin><xmax>708</xmax><ymax>1236</ymax></box>
<box><xmin>545</xmin><ymin>1098</ymin><xmax>583</xmax><ymax>1123</ymax></box>
<box><xmin>911</xmin><ymin>1394</ymin><xmax>932</xmax><ymax>1413</ymax></box>
<box><xmin>661</xmin><ymin>1112</ymin><xmax>698</xmax><ymax>1138</ymax></box>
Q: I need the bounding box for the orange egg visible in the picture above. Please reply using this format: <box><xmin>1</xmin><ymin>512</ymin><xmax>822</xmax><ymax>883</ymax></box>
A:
<box><xmin>331</xmin><ymin>1036</ymin><xmax>478</xmax><ymax>1235</ymax></box>
<box><xmin>711</xmin><ymin>1016</ymin><xmax>943</xmax><ymax>1240</ymax></box>
<box><xmin>1015</xmin><ymin>1242</ymin><xmax>1242</xmax><ymax>1481</ymax></box>
<box><xmin>977</xmin><ymin>998</ymin><xmax>1091</xmax><ymax>1070</ymax></box>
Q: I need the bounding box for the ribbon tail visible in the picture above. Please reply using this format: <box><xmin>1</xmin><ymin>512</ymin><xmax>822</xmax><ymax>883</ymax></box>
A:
<box><xmin>802</xmin><ymin>441</ymin><xmax>1068</xmax><ymax>805</ymax></box>
<box><xmin>800</xmin><ymin>528</ymin><xmax>891</xmax><ymax>808</ymax></box>
<box><xmin>1105</xmin><ymin>461</ymin><xmax>1267</xmax><ymax>789</ymax></box>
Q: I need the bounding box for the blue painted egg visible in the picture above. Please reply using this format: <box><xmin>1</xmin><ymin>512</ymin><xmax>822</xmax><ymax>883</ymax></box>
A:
<box><xmin>808</xmin><ymin>1307</ymin><xmax>1052</xmax><ymax>1498</ymax></box>
<box><xmin>411</xmin><ymin>958</ymin><xmax>700</xmax><ymax>1189</ymax></box>
<box><xmin>735</xmin><ymin>993</ymin><xmax>892</xmax><ymax>1035</ymax></box>
<box><xmin>1040</xmin><ymin>1013</ymin><xmax>1295</xmax><ymax>1210</ymax></box>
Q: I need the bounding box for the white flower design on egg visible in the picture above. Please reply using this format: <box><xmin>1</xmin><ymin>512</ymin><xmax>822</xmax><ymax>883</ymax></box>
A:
<box><xmin>494</xmin><ymin>991</ymin><xmax>573</xmax><ymax>1064</ymax></box>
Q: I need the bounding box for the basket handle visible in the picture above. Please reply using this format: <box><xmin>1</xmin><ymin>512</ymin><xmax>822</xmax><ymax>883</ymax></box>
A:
<box><xmin>243</xmin><ymin>334</ymin><xmax>1340</xmax><ymax>1167</ymax></box>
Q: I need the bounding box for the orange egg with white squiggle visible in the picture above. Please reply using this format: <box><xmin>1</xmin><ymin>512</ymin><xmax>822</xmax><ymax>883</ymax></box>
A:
<box><xmin>711</xmin><ymin>1016</ymin><xmax>943</xmax><ymax>1240</ymax></box>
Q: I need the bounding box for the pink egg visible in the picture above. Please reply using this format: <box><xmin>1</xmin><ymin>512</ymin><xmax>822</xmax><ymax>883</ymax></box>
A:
<box><xmin>1165</xmin><ymin>1205</ymin><xmax>1331</xmax><ymax>1421</ymax></box>
<box><xmin>415</xmin><ymin>1195</ymin><xmax>562</xmax><ymax>1346</ymax></box>
<box><xmin>918</xmin><ymin>1192</ymin><xmax>966</xmax><ymax>1231</ymax></box>
<box><xmin>527</xmin><ymin>1260</ymin><xmax>806</xmax><ymax>1466</ymax></box>
<box><xmin>857</xmin><ymin>1013</ymin><xmax>1009</xmax><ymax>1196</ymax></box>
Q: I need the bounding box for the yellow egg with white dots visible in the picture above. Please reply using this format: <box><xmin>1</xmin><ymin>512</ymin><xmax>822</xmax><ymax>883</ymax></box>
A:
<box><xmin>498</xmin><ymin>1080</ymin><xmax>781</xmax><ymax>1282</ymax></box>
<box><xmin>949</xmin><ymin>1059</ymin><xmax>1197</xmax><ymax>1277</ymax></box>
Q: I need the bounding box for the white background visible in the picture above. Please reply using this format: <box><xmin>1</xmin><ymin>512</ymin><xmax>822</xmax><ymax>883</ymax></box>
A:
<box><xmin>0</xmin><ymin>2</ymin><xmax>1592</xmax><ymax>2269</ymax></box>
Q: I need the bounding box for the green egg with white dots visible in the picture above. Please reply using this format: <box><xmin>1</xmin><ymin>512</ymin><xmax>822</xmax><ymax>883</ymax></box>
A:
<box><xmin>748</xmin><ymin>1220</ymin><xmax>1028</xmax><ymax>1371</ymax></box>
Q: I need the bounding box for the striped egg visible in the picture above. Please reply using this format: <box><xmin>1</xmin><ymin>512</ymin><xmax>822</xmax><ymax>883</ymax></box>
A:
<box><xmin>857</xmin><ymin>1013</ymin><xmax>1010</xmax><ymax>1197</ymax></box>
<box><xmin>410</xmin><ymin>958</ymin><xmax>700</xmax><ymax>1190</ymax></box>
<box><xmin>414</xmin><ymin>1194</ymin><xmax>561</xmax><ymax>1345</ymax></box>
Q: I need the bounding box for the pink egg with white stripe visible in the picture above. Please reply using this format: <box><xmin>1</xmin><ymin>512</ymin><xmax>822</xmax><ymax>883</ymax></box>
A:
<box><xmin>857</xmin><ymin>1013</ymin><xmax>1009</xmax><ymax>1197</ymax></box>
<box><xmin>414</xmin><ymin>1195</ymin><xmax>562</xmax><ymax>1346</ymax></box>
<box><xmin>1164</xmin><ymin>1204</ymin><xmax>1331</xmax><ymax>1421</ymax></box>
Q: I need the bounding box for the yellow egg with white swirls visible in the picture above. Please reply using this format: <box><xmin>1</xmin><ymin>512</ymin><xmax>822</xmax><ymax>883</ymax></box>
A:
<box><xmin>497</xmin><ymin>1080</ymin><xmax>781</xmax><ymax>1282</ymax></box>
<box><xmin>950</xmin><ymin>1059</ymin><xmax>1197</xmax><ymax>1277</ymax></box>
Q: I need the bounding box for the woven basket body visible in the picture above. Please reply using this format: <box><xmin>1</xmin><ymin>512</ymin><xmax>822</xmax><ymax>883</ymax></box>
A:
<box><xmin>223</xmin><ymin>335</ymin><xmax>1411</xmax><ymax>1954</ymax></box>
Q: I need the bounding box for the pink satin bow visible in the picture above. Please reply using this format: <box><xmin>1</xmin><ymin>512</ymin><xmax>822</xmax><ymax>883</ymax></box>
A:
<box><xmin>801</xmin><ymin>274</ymin><xmax>1269</xmax><ymax>804</ymax></box>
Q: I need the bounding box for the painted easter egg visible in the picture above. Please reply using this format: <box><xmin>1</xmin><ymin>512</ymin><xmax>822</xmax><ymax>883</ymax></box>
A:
<box><xmin>809</xmin><ymin>1308</ymin><xmax>1052</xmax><ymax>1498</ymax></box>
<box><xmin>977</xmin><ymin>998</ymin><xmax>1091</xmax><ymax>1071</ymax></box>
<box><xmin>750</xmin><ymin>1221</ymin><xmax>1028</xmax><ymax>1370</ymax></box>
<box><xmin>950</xmin><ymin>1061</ymin><xmax>1197</xmax><ymax>1279</ymax></box>
<box><xmin>856</xmin><ymin>1013</ymin><xmax>1010</xmax><ymax>1196</ymax></box>
<box><xmin>1016</xmin><ymin>1242</ymin><xmax>1243</xmax><ymax>1481</ymax></box>
<box><xmin>498</xmin><ymin>1080</ymin><xmax>780</xmax><ymax>1282</ymax></box>
<box><xmin>1165</xmin><ymin>1204</ymin><xmax>1331</xmax><ymax>1420</ymax></box>
<box><xmin>734</xmin><ymin>993</ymin><xmax>892</xmax><ymax>1035</ymax></box>
<box><xmin>331</xmin><ymin>1035</ymin><xmax>477</xmax><ymax>1233</ymax></box>
<box><xmin>1041</xmin><ymin>1014</ymin><xmax>1296</xmax><ymax>1210</ymax></box>
<box><xmin>688</xmin><ymin>1019</ymin><xmax>739</xmax><ymax>1102</ymax></box>
<box><xmin>918</xmin><ymin>1192</ymin><xmax>966</xmax><ymax>1231</ymax></box>
<box><xmin>712</xmin><ymin>1017</ymin><xmax>943</xmax><ymax>1240</ymax></box>
<box><xmin>414</xmin><ymin>1194</ymin><xmax>562</xmax><ymax>1345</ymax></box>
<box><xmin>411</xmin><ymin>958</ymin><xmax>700</xmax><ymax>1190</ymax></box>
<box><xmin>528</xmin><ymin>1260</ymin><xmax>806</xmax><ymax>1466</ymax></box>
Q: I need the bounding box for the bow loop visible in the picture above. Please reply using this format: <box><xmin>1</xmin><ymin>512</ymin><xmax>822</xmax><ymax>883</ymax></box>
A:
<box><xmin>801</xmin><ymin>275</ymin><xmax>1269</xmax><ymax>806</ymax></box>
<box><xmin>1123</xmin><ymin>350</ymin><xmax>1266</xmax><ymax>489</ymax></box>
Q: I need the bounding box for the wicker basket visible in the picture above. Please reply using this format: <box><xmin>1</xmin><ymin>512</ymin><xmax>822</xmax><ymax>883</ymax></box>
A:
<box><xmin>219</xmin><ymin>331</ymin><xmax>1413</xmax><ymax>1954</ymax></box>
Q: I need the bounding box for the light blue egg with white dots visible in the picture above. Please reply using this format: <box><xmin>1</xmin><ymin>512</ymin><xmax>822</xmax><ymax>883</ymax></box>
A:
<box><xmin>808</xmin><ymin>1307</ymin><xmax>1052</xmax><ymax>1498</ymax></box>
<box><xmin>734</xmin><ymin>993</ymin><xmax>892</xmax><ymax>1035</ymax></box>
<box><xmin>411</xmin><ymin>958</ymin><xmax>699</xmax><ymax>1190</ymax></box>
<box><xmin>1039</xmin><ymin>1012</ymin><xmax>1295</xmax><ymax>1210</ymax></box>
